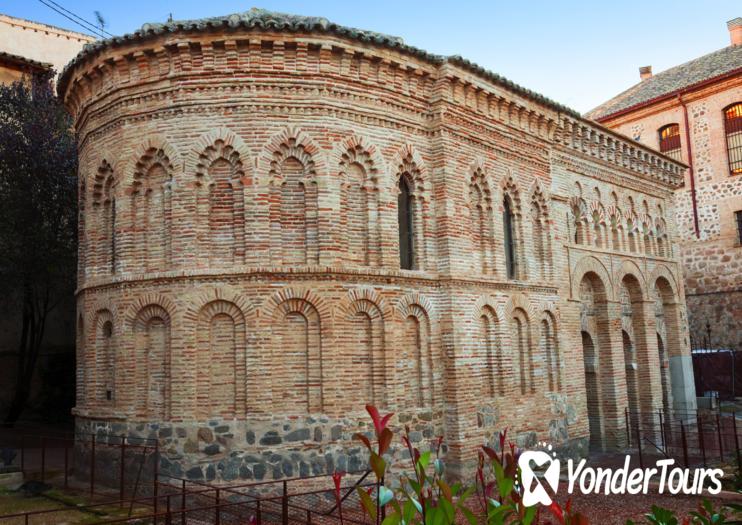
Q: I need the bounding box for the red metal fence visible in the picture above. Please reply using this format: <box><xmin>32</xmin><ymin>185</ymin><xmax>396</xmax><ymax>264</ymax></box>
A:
<box><xmin>0</xmin><ymin>430</ymin><xmax>158</xmax><ymax>500</ymax></box>
<box><xmin>626</xmin><ymin>408</ymin><xmax>741</xmax><ymax>470</ymax></box>
<box><xmin>0</xmin><ymin>465</ymin><xmax>378</xmax><ymax>524</ymax></box>
<box><xmin>0</xmin><ymin>424</ymin><xmax>375</xmax><ymax>525</ymax></box>
<box><xmin>692</xmin><ymin>349</ymin><xmax>742</xmax><ymax>400</ymax></box>
<box><xmin>4</xmin><ymin>410</ymin><xmax>737</xmax><ymax>524</ymax></box>
<box><xmin>145</xmin><ymin>472</ymin><xmax>378</xmax><ymax>524</ymax></box>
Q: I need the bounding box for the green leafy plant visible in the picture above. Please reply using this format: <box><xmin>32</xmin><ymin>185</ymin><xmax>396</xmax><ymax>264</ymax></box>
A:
<box><xmin>627</xmin><ymin>505</ymin><xmax>684</xmax><ymax>525</ymax></box>
<box><xmin>354</xmin><ymin>405</ymin><xmax>476</xmax><ymax>524</ymax></box>
<box><xmin>353</xmin><ymin>405</ymin><xmax>587</xmax><ymax>525</ymax></box>
<box><xmin>625</xmin><ymin>498</ymin><xmax>742</xmax><ymax>525</ymax></box>
<box><xmin>352</xmin><ymin>405</ymin><xmax>739</xmax><ymax>525</ymax></box>
<box><xmin>688</xmin><ymin>498</ymin><xmax>741</xmax><ymax>524</ymax></box>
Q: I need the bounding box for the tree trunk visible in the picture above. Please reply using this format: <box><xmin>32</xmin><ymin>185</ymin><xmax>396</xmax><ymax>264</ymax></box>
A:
<box><xmin>3</xmin><ymin>288</ymin><xmax>46</xmax><ymax>426</ymax></box>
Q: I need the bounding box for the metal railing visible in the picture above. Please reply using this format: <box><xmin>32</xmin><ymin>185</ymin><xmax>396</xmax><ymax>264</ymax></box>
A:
<box><xmin>0</xmin><ymin>453</ymin><xmax>379</xmax><ymax>525</ymax></box>
<box><xmin>0</xmin><ymin>431</ymin><xmax>159</xmax><ymax>502</ymax></box>
<box><xmin>625</xmin><ymin>407</ymin><xmax>741</xmax><ymax>470</ymax></box>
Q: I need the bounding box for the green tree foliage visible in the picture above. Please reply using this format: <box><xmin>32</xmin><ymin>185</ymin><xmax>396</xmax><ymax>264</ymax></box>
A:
<box><xmin>0</xmin><ymin>72</ymin><xmax>77</xmax><ymax>425</ymax></box>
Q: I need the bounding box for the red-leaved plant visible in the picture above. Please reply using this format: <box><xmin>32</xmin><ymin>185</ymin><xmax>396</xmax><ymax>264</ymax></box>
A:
<box><xmin>353</xmin><ymin>404</ymin><xmax>591</xmax><ymax>524</ymax></box>
<box><xmin>354</xmin><ymin>405</ymin><xmax>477</xmax><ymax>524</ymax></box>
<box><xmin>351</xmin><ymin>405</ymin><xmax>739</xmax><ymax>525</ymax></box>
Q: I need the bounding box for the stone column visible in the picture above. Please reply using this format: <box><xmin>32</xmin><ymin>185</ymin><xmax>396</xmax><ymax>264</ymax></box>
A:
<box><xmin>669</xmin><ymin>303</ymin><xmax>697</xmax><ymax>413</ymax></box>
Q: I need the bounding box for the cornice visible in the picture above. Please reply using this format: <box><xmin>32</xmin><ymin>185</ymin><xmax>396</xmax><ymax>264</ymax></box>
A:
<box><xmin>58</xmin><ymin>8</ymin><xmax>575</xmax><ymax>118</ymax></box>
<box><xmin>61</xmin><ymin>25</ymin><xmax>685</xmax><ymax>196</ymax></box>
<box><xmin>552</xmin><ymin>124</ymin><xmax>683</xmax><ymax>190</ymax></box>
<box><xmin>552</xmin><ymin>149</ymin><xmax>674</xmax><ymax>198</ymax></box>
<box><xmin>77</xmin><ymin>267</ymin><xmax>560</xmax><ymax>297</ymax></box>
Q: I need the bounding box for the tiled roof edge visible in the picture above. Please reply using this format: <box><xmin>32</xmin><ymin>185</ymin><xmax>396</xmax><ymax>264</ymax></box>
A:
<box><xmin>56</xmin><ymin>8</ymin><xmax>582</xmax><ymax>119</ymax></box>
<box><xmin>0</xmin><ymin>50</ymin><xmax>52</xmax><ymax>70</ymax></box>
<box><xmin>588</xmin><ymin>66</ymin><xmax>742</xmax><ymax>122</ymax></box>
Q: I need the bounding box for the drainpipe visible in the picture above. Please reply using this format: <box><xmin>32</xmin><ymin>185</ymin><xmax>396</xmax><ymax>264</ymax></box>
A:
<box><xmin>678</xmin><ymin>94</ymin><xmax>700</xmax><ymax>238</ymax></box>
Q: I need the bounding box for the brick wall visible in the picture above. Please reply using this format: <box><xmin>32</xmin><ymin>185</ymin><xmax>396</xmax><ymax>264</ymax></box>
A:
<box><xmin>61</xmin><ymin>19</ymin><xmax>691</xmax><ymax>482</ymax></box>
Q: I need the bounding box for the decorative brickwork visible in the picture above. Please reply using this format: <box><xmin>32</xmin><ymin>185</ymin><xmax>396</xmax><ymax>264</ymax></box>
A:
<box><xmin>60</xmin><ymin>9</ymin><xmax>692</xmax><ymax>482</ymax></box>
<box><xmin>601</xmin><ymin>77</ymin><xmax>742</xmax><ymax>349</ymax></box>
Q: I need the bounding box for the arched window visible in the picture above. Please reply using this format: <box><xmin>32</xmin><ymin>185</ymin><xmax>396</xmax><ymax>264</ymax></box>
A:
<box><xmin>94</xmin><ymin>315</ymin><xmax>114</xmax><ymax>404</ymax></box>
<box><xmin>530</xmin><ymin>188</ymin><xmax>551</xmax><ymax>280</ymax></box>
<box><xmin>110</xmin><ymin>199</ymin><xmax>116</xmax><ymax>272</ymax></box>
<box><xmin>469</xmin><ymin>170</ymin><xmax>494</xmax><ymax>274</ymax></box>
<box><xmin>268</xmin><ymin>138</ymin><xmax>319</xmax><ymax>266</ymax></box>
<box><xmin>541</xmin><ymin>316</ymin><xmax>560</xmax><ymax>391</ymax></box>
<box><xmin>503</xmin><ymin>196</ymin><xmax>517</xmax><ymax>279</ymax></box>
<box><xmin>93</xmin><ymin>161</ymin><xmax>116</xmax><ymax>274</ymax></box>
<box><xmin>273</xmin><ymin>302</ymin><xmax>322</xmax><ymax>414</ymax></box>
<box><xmin>724</xmin><ymin>103</ymin><xmax>742</xmax><ymax>175</ymax></box>
<box><xmin>572</xmin><ymin>199</ymin><xmax>587</xmax><ymax>245</ymax></box>
<box><xmin>132</xmin><ymin>148</ymin><xmax>173</xmax><ymax>272</ymax></box>
<box><xmin>102</xmin><ymin>320</ymin><xmax>113</xmax><ymax>401</ymax></box>
<box><xmin>340</xmin><ymin>144</ymin><xmax>381</xmax><ymax>268</ymax></box>
<box><xmin>658</xmin><ymin>124</ymin><xmax>681</xmax><ymax>161</ymax></box>
<box><xmin>398</xmin><ymin>177</ymin><xmax>414</xmax><ymax>270</ymax></box>
<box><xmin>512</xmin><ymin>309</ymin><xmax>532</xmax><ymax>394</ymax></box>
<box><xmin>479</xmin><ymin>306</ymin><xmax>502</xmax><ymax>396</ymax></box>
<box><xmin>133</xmin><ymin>305</ymin><xmax>171</xmax><ymax>419</ymax></box>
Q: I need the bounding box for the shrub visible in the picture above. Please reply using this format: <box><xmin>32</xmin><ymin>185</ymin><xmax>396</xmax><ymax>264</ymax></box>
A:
<box><xmin>352</xmin><ymin>405</ymin><xmax>740</xmax><ymax>525</ymax></box>
<box><xmin>353</xmin><ymin>405</ymin><xmax>584</xmax><ymax>525</ymax></box>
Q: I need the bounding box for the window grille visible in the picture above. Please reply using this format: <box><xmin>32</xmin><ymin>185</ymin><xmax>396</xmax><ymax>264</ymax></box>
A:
<box><xmin>658</xmin><ymin>124</ymin><xmax>681</xmax><ymax>161</ymax></box>
<box><xmin>724</xmin><ymin>103</ymin><xmax>742</xmax><ymax>175</ymax></box>
<box><xmin>503</xmin><ymin>197</ymin><xmax>516</xmax><ymax>279</ymax></box>
<box><xmin>398</xmin><ymin>177</ymin><xmax>414</xmax><ymax>270</ymax></box>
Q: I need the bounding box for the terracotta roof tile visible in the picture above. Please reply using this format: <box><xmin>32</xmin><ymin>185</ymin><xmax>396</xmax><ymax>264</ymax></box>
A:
<box><xmin>0</xmin><ymin>50</ymin><xmax>52</xmax><ymax>70</ymax></box>
<box><xmin>586</xmin><ymin>45</ymin><xmax>742</xmax><ymax>120</ymax></box>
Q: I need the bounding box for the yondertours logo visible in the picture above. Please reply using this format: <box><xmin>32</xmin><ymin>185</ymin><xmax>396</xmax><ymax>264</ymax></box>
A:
<box><xmin>518</xmin><ymin>442</ymin><xmax>724</xmax><ymax>506</ymax></box>
<box><xmin>520</xmin><ymin>445</ymin><xmax>561</xmax><ymax>506</ymax></box>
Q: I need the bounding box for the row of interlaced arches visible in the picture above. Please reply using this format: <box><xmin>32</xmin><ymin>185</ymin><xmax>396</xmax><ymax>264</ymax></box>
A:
<box><xmin>80</xmin><ymin>127</ymin><xmax>553</xmax><ymax>282</ymax></box>
<box><xmin>569</xmin><ymin>185</ymin><xmax>671</xmax><ymax>258</ymax></box>
<box><xmin>466</xmin><ymin>165</ymin><xmax>553</xmax><ymax>280</ymax></box>
<box><xmin>80</xmin><ymin>130</ymin><xmax>428</xmax><ymax>276</ymax></box>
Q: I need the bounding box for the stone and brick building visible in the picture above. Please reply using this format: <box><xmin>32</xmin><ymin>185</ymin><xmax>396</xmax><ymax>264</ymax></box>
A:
<box><xmin>587</xmin><ymin>18</ymin><xmax>742</xmax><ymax>351</ymax></box>
<box><xmin>59</xmin><ymin>9</ymin><xmax>694</xmax><ymax>482</ymax></box>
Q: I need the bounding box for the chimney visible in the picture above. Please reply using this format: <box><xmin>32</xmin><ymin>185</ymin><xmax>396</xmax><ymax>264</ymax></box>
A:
<box><xmin>728</xmin><ymin>17</ymin><xmax>742</xmax><ymax>46</ymax></box>
<box><xmin>639</xmin><ymin>66</ymin><xmax>652</xmax><ymax>80</ymax></box>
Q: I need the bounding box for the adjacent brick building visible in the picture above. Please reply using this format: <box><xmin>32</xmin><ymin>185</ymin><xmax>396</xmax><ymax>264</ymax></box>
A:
<box><xmin>0</xmin><ymin>51</ymin><xmax>50</xmax><ymax>85</ymax></box>
<box><xmin>59</xmin><ymin>9</ymin><xmax>693</xmax><ymax>481</ymax></box>
<box><xmin>0</xmin><ymin>13</ymin><xmax>95</xmax><ymax>79</ymax></box>
<box><xmin>587</xmin><ymin>18</ymin><xmax>742</xmax><ymax>351</ymax></box>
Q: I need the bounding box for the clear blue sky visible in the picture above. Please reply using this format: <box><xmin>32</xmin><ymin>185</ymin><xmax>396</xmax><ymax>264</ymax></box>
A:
<box><xmin>5</xmin><ymin>1</ymin><xmax>739</xmax><ymax>113</ymax></box>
